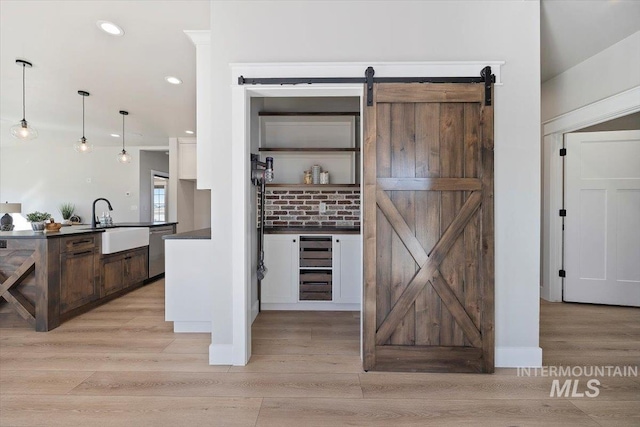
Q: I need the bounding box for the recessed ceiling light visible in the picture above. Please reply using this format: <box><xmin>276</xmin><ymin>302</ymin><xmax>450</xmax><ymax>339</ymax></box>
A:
<box><xmin>110</xmin><ymin>133</ymin><xmax>120</xmax><ymax>138</ymax></box>
<box><xmin>97</xmin><ymin>20</ymin><xmax>124</xmax><ymax>36</ymax></box>
<box><xmin>165</xmin><ymin>76</ymin><xmax>182</xmax><ymax>85</ymax></box>
<box><xmin>185</xmin><ymin>130</ymin><xmax>194</xmax><ymax>134</ymax></box>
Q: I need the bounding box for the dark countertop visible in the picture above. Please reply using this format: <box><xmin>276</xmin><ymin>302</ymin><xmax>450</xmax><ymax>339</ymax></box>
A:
<box><xmin>264</xmin><ymin>226</ymin><xmax>360</xmax><ymax>235</ymax></box>
<box><xmin>107</xmin><ymin>222</ymin><xmax>177</xmax><ymax>228</ymax></box>
<box><xmin>72</xmin><ymin>222</ymin><xmax>178</xmax><ymax>230</ymax></box>
<box><xmin>0</xmin><ymin>222</ymin><xmax>178</xmax><ymax>239</ymax></box>
<box><xmin>0</xmin><ymin>226</ymin><xmax>103</xmax><ymax>239</ymax></box>
<box><xmin>164</xmin><ymin>228</ymin><xmax>211</xmax><ymax>240</ymax></box>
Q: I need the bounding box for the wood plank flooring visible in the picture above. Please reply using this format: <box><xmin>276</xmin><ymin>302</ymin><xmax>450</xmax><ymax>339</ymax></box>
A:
<box><xmin>1</xmin><ymin>280</ymin><xmax>638</xmax><ymax>426</ymax></box>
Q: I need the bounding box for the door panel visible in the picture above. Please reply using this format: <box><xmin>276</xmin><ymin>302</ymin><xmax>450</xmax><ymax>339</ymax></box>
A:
<box><xmin>60</xmin><ymin>250</ymin><xmax>98</xmax><ymax>313</ymax></box>
<box><xmin>564</xmin><ymin>130</ymin><xmax>640</xmax><ymax>306</ymax></box>
<box><xmin>363</xmin><ymin>83</ymin><xmax>494</xmax><ymax>373</ymax></box>
<box><xmin>261</xmin><ymin>235</ymin><xmax>296</xmax><ymax>303</ymax></box>
<box><xmin>125</xmin><ymin>249</ymin><xmax>149</xmax><ymax>285</ymax></box>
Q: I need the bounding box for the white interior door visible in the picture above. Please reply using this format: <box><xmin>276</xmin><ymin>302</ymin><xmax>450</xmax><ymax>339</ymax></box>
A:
<box><xmin>564</xmin><ymin>130</ymin><xmax>640</xmax><ymax>306</ymax></box>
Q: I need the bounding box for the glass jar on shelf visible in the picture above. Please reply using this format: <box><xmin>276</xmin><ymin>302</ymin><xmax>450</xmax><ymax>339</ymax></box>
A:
<box><xmin>303</xmin><ymin>170</ymin><xmax>313</xmax><ymax>184</ymax></box>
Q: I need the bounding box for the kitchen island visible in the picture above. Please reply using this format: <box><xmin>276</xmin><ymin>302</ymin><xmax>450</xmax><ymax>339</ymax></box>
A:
<box><xmin>0</xmin><ymin>228</ymin><xmax>103</xmax><ymax>331</ymax></box>
<box><xmin>0</xmin><ymin>226</ymin><xmax>155</xmax><ymax>331</ymax></box>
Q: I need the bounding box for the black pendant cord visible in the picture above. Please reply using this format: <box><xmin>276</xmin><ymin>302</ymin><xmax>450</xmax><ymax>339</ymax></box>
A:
<box><xmin>118</xmin><ymin>110</ymin><xmax>129</xmax><ymax>154</ymax></box>
<box><xmin>122</xmin><ymin>115</ymin><xmax>125</xmax><ymax>152</ymax></box>
<box><xmin>21</xmin><ymin>63</ymin><xmax>26</xmax><ymax>121</ymax></box>
<box><xmin>82</xmin><ymin>95</ymin><xmax>85</xmax><ymax>139</ymax></box>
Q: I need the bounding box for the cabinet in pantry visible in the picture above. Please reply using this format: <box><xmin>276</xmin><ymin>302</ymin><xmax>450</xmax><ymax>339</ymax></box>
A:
<box><xmin>261</xmin><ymin>234</ymin><xmax>298</xmax><ymax>304</ymax></box>
<box><xmin>331</xmin><ymin>234</ymin><xmax>361</xmax><ymax>304</ymax></box>
<box><xmin>260</xmin><ymin>234</ymin><xmax>361</xmax><ymax>309</ymax></box>
<box><xmin>258</xmin><ymin>113</ymin><xmax>360</xmax><ymax>187</ymax></box>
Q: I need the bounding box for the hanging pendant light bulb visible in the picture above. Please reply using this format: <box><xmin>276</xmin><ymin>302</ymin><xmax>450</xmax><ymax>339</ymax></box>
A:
<box><xmin>74</xmin><ymin>91</ymin><xmax>93</xmax><ymax>153</ymax></box>
<box><xmin>117</xmin><ymin>110</ymin><xmax>131</xmax><ymax>163</ymax></box>
<box><xmin>10</xmin><ymin>59</ymin><xmax>38</xmax><ymax>140</ymax></box>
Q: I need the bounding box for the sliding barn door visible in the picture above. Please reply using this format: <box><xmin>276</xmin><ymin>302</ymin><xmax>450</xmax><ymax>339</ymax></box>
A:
<box><xmin>363</xmin><ymin>83</ymin><xmax>494</xmax><ymax>373</ymax></box>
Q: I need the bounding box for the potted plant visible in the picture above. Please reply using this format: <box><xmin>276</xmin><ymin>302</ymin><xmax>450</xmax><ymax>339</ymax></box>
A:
<box><xmin>59</xmin><ymin>203</ymin><xmax>75</xmax><ymax>225</ymax></box>
<box><xmin>26</xmin><ymin>211</ymin><xmax>51</xmax><ymax>232</ymax></box>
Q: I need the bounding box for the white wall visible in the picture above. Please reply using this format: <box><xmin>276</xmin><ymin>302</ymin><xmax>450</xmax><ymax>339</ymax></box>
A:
<box><xmin>577</xmin><ymin>112</ymin><xmax>640</xmax><ymax>132</ymax></box>
<box><xmin>208</xmin><ymin>0</ymin><xmax>542</xmax><ymax>367</ymax></box>
<box><xmin>0</xmin><ymin>142</ymin><xmax>163</xmax><ymax>228</ymax></box>
<box><xmin>542</xmin><ymin>31</ymin><xmax>640</xmax><ymax>122</ymax></box>
<box><xmin>193</xmin><ymin>187</ymin><xmax>211</xmax><ymax>230</ymax></box>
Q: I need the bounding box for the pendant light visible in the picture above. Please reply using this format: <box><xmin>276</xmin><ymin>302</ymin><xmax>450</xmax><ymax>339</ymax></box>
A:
<box><xmin>10</xmin><ymin>59</ymin><xmax>38</xmax><ymax>140</ymax></box>
<box><xmin>117</xmin><ymin>110</ymin><xmax>131</xmax><ymax>163</ymax></box>
<box><xmin>74</xmin><ymin>91</ymin><xmax>93</xmax><ymax>153</ymax></box>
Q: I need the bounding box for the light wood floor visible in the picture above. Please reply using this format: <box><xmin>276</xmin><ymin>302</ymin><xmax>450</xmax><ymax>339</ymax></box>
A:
<box><xmin>1</xmin><ymin>280</ymin><xmax>638</xmax><ymax>426</ymax></box>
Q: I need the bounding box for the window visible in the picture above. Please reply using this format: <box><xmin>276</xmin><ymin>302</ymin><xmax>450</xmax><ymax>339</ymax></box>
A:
<box><xmin>153</xmin><ymin>175</ymin><xmax>168</xmax><ymax>222</ymax></box>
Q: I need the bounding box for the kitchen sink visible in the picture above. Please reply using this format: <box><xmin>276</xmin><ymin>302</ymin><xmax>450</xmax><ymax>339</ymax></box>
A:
<box><xmin>100</xmin><ymin>227</ymin><xmax>149</xmax><ymax>254</ymax></box>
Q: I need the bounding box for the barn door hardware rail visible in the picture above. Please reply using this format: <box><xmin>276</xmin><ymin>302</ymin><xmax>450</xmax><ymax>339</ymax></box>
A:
<box><xmin>238</xmin><ymin>66</ymin><xmax>496</xmax><ymax>106</ymax></box>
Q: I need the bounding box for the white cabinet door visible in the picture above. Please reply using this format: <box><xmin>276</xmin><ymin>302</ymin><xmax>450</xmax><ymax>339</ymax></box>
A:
<box><xmin>565</xmin><ymin>130</ymin><xmax>640</xmax><ymax>306</ymax></box>
<box><xmin>179</xmin><ymin>142</ymin><xmax>197</xmax><ymax>180</ymax></box>
<box><xmin>333</xmin><ymin>234</ymin><xmax>361</xmax><ymax>304</ymax></box>
<box><xmin>261</xmin><ymin>234</ymin><xmax>298</xmax><ymax>303</ymax></box>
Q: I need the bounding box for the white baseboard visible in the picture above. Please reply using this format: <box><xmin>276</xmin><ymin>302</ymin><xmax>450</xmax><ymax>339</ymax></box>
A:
<box><xmin>495</xmin><ymin>346</ymin><xmax>543</xmax><ymax>368</ymax></box>
<box><xmin>262</xmin><ymin>302</ymin><xmax>360</xmax><ymax>311</ymax></box>
<box><xmin>173</xmin><ymin>321</ymin><xmax>211</xmax><ymax>333</ymax></box>
<box><xmin>209</xmin><ymin>344</ymin><xmax>234</xmax><ymax>365</ymax></box>
<box><xmin>251</xmin><ymin>300</ymin><xmax>259</xmax><ymax>324</ymax></box>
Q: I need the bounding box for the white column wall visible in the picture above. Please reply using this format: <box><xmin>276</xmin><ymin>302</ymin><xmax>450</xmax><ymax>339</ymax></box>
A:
<box><xmin>207</xmin><ymin>0</ymin><xmax>542</xmax><ymax>367</ymax></box>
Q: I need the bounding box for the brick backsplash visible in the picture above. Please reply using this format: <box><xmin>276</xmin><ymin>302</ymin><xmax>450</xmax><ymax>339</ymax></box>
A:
<box><xmin>264</xmin><ymin>189</ymin><xmax>361</xmax><ymax>227</ymax></box>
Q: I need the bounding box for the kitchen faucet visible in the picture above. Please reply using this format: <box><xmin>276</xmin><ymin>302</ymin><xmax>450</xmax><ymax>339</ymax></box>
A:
<box><xmin>92</xmin><ymin>198</ymin><xmax>113</xmax><ymax>228</ymax></box>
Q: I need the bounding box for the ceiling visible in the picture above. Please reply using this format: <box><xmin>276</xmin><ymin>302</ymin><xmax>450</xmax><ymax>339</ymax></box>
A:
<box><xmin>1</xmin><ymin>1</ymin><xmax>638</xmax><ymax>149</ymax></box>
<box><xmin>0</xmin><ymin>0</ymin><xmax>209</xmax><ymax>148</ymax></box>
<box><xmin>541</xmin><ymin>0</ymin><xmax>640</xmax><ymax>82</ymax></box>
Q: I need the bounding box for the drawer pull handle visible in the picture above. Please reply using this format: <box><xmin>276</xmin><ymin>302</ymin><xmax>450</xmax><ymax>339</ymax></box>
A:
<box><xmin>124</xmin><ymin>256</ymin><xmax>132</xmax><ymax>260</ymax></box>
<box><xmin>73</xmin><ymin>250</ymin><xmax>93</xmax><ymax>256</ymax></box>
<box><xmin>72</xmin><ymin>239</ymin><xmax>92</xmax><ymax>245</ymax></box>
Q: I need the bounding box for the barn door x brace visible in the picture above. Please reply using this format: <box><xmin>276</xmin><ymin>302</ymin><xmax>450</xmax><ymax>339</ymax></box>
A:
<box><xmin>238</xmin><ymin>66</ymin><xmax>495</xmax><ymax>106</ymax></box>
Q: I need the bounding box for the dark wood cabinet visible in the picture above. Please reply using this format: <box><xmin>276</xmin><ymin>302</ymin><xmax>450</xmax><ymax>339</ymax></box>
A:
<box><xmin>100</xmin><ymin>247</ymin><xmax>148</xmax><ymax>297</ymax></box>
<box><xmin>125</xmin><ymin>248</ymin><xmax>148</xmax><ymax>285</ymax></box>
<box><xmin>1</xmin><ymin>228</ymin><xmax>156</xmax><ymax>332</ymax></box>
<box><xmin>59</xmin><ymin>237</ymin><xmax>99</xmax><ymax>314</ymax></box>
<box><xmin>102</xmin><ymin>255</ymin><xmax>124</xmax><ymax>297</ymax></box>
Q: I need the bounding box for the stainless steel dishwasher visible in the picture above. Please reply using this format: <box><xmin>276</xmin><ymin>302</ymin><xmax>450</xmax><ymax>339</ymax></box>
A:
<box><xmin>149</xmin><ymin>225</ymin><xmax>175</xmax><ymax>278</ymax></box>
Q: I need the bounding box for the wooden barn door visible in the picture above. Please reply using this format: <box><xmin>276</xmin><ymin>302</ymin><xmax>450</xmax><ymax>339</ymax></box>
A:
<box><xmin>363</xmin><ymin>83</ymin><xmax>494</xmax><ymax>373</ymax></box>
